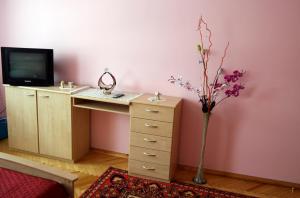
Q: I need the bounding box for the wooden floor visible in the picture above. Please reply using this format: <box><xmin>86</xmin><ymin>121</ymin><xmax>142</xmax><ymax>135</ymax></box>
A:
<box><xmin>0</xmin><ymin>139</ymin><xmax>299</xmax><ymax>198</ymax></box>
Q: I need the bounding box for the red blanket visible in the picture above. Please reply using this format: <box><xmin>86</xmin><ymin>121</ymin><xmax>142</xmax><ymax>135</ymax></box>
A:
<box><xmin>0</xmin><ymin>167</ymin><xmax>68</xmax><ymax>198</ymax></box>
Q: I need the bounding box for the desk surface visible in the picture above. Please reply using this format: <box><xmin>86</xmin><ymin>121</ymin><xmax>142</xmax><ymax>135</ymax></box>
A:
<box><xmin>71</xmin><ymin>88</ymin><xmax>142</xmax><ymax>105</ymax></box>
<box><xmin>71</xmin><ymin>88</ymin><xmax>142</xmax><ymax>115</ymax></box>
<box><xmin>71</xmin><ymin>88</ymin><xmax>182</xmax><ymax>115</ymax></box>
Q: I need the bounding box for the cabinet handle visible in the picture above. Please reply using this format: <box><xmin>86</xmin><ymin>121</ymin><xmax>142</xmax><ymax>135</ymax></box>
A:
<box><xmin>145</xmin><ymin>109</ymin><xmax>159</xmax><ymax>113</ymax></box>
<box><xmin>144</xmin><ymin>123</ymin><xmax>158</xmax><ymax>128</ymax></box>
<box><xmin>142</xmin><ymin>165</ymin><xmax>156</xmax><ymax>171</ymax></box>
<box><xmin>143</xmin><ymin>152</ymin><xmax>156</xmax><ymax>157</ymax></box>
<box><xmin>143</xmin><ymin>138</ymin><xmax>157</xmax><ymax>143</ymax></box>
<box><xmin>40</xmin><ymin>95</ymin><xmax>50</xmax><ymax>98</ymax></box>
<box><xmin>25</xmin><ymin>94</ymin><xmax>35</xmax><ymax>97</ymax></box>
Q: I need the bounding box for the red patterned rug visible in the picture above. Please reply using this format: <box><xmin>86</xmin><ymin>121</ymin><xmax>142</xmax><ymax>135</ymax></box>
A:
<box><xmin>80</xmin><ymin>167</ymin><xmax>255</xmax><ymax>198</ymax></box>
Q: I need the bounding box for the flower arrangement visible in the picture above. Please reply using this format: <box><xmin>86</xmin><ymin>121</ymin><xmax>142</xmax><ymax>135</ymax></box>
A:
<box><xmin>169</xmin><ymin>69</ymin><xmax>245</xmax><ymax>112</ymax></box>
<box><xmin>169</xmin><ymin>17</ymin><xmax>246</xmax><ymax>184</ymax></box>
<box><xmin>169</xmin><ymin>18</ymin><xmax>245</xmax><ymax>113</ymax></box>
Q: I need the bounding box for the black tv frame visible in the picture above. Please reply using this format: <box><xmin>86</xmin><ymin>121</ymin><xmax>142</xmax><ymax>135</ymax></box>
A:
<box><xmin>1</xmin><ymin>47</ymin><xmax>54</xmax><ymax>86</ymax></box>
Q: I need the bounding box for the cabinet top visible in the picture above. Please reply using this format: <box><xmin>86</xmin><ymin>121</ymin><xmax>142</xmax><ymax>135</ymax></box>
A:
<box><xmin>3</xmin><ymin>84</ymin><xmax>89</xmax><ymax>95</ymax></box>
<box><xmin>132</xmin><ymin>93</ymin><xmax>182</xmax><ymax>108</ymax></box>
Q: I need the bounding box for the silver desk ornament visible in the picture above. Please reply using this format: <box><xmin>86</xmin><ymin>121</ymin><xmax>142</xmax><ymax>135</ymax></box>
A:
<box><xmin>98</xmin><ymin>68</ymin><xmax>116</xmax><ymax>95</ymax></box>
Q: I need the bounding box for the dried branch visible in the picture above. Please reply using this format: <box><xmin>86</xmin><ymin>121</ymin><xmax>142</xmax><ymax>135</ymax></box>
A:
<box><xmin>198</xmin><ymin>16</ymin><xmax>213</xmax><ymax>100</ymax></box>
<box><xmin>210</xmin><ymin>42</ymin><xmax>230</xmax><ymax>94</ymax></box>
<box><xmin>200</xmin><ymin>17</ymin><xmax>213</xmax><ymax>66</ymax></box>
<box><xmin>220</xmin><ymin>42</ymin><xmax>230</xmax><ymax>69</ymax></box>
<box><xmin>198</xmin><ymin>17</ymin><xmax>207</xmax><ymax>95</ymax></box>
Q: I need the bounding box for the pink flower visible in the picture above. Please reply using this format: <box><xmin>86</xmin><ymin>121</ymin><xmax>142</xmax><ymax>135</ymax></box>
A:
<box><xmin>231</xmin><ymin>75</ymin><xmax>238</xmax><ymax>82</ymax></box>
<box><xmin>233</xmin><ymin>70</ymin><xmax>242</xmax><ymax>77</ymax></box>
<box><xmin>233</xmin><ymin>84</ymin><xmax>245</xmax><ymax>91</ymax></box>
<box><xmin>224</xmin><ymin>75</ymin><xmax>232</xmax><ymax>82</ymax></box>
<box><xmin>233</xmin><ymin>90</ymin><xmax>239</xmax><ymax>97</ymax></box>
<box><xmin>225</xmin><ymin>90</ymin><xmax>232</xmax><ymax>97</ymax></box>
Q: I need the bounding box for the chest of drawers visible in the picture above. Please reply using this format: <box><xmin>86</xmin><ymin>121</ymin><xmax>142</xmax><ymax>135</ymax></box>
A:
<box><xmin>128</xmin><ymin>94</ymin><xmax>182</xmax><ymax>181</ymax></box>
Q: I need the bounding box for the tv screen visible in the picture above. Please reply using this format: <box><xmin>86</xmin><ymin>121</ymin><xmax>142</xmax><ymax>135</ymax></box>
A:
<box><xmin>1</xmin><ymin>47</ymin><xmax>54</xmax><ymax>86</ymax></box>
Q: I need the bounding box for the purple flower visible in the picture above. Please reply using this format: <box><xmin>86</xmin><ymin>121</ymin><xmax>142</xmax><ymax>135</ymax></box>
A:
<box><xmin>224</xmin><ymin>75</ymin><xmax>232</xmax><ymax>82</ymax></box>
<box><xmin>224</xmin><ymin>70</ymin><xmax>244</xmax><ymax>83</ymax></box>
<box><xmin>233</xmin><ymin>70</ymin><xmax>243</xmax><ymax>77</ymax></box>
<box><xmin>225</xmin><ymin>90</ymin><xmax>232</xmax><ymax>97</ymax></box>
<box><xmin>231</xmin><ymin>75</ymin><xmax>238</xmax><ymax>82</ymax></box>
<box><xmin>233</xmin><ymin>70</ymin><xmax>239</xmax><ymax>76</ymax></box>
<box><xmin>233</xmin><ymin>84</ymin><xmax>240</xmax><ymax>90</ymax></box>
<box><xmin>233</xmin><ymin>90</ymin><xmax>239</xmax><ymax>97</ymax></box>
<box><xmin>233</xmin><ymin>84</ymin><xmax>245</xmax><ymax>91</ymax></box>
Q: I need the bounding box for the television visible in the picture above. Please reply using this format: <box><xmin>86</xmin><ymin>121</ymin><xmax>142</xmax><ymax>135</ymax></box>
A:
<box><xmin>1</xmin><ymin>47</ymin><xmax>54</xmax><ymax>86</ymax></box>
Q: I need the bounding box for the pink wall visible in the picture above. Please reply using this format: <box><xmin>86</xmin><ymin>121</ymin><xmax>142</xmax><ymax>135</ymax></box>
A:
<box><xmin>1</xmin><ymin>0</ymin><xmax>300</xmax><ymax>184</ymax></box>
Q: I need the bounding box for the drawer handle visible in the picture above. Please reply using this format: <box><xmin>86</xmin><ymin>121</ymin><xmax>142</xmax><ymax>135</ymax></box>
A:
<box><xmin>142</xmin><ymin>165</ymin><xmax>156</xmax><ymax>171</ymax></box>
<box><xmin>144</xmin><ymin>123</ymin><xmax>158</xmax><ymax>128</ymax></box>
<box><xmin>143</xmin><ymin>138</ymin><xmax>157</xmax><ymax>143</ymax></box>
<box><xmin>26</xmin><ymin>94</ymin><xmax>35</xmax><ymax>97</ymax></box>
<box><xmin>145</xmin><ymin>109</ymin><xmax>159</xmax><ymax>113</ymax></box>
<box><xmin>40</xmin><ymin>95</ymin><xmax>50</xmax><ymax>98</ymax></box>
<box><xmin>143</xmin><ymin>152</ymin><xmax>156</xmax><ymax>157</ymax></box>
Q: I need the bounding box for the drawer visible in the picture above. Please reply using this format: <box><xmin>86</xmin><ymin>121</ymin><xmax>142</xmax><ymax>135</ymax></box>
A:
<box><xmin>129</xmin><ymin>146</ymin><xmax>171</xmax><ymax>165</ymax></box>
<box><xmin>131</xmin><ymin>103</ymin><xmax>174</xmax><ymax>122</ymax></box>
<box><xmin>131</xmin><ymin>117</ymin><xmax>173</xmax><ymax>137</ymax></box>
<box><xmin>130</xmin><ymin>132</ymin><xmax>171</xmax><ymax>152</ymax></box>
<box><xmin>128</xmin><ymin>159</ymin><xmax>170</xmax><ymax>180</ymax></box>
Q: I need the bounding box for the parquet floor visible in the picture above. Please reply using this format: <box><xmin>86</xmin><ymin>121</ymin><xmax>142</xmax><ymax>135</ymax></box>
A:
<box><xmin>0</xmin><ymin>139</ymin><xmax>299</xmax><ymax>198</ymax></box>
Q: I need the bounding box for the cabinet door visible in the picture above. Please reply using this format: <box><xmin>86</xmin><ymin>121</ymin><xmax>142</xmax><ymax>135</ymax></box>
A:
<box><xmin>37</xmin><ymin>91</ymin><xmax>72</xmax><ymax>159</ymax></box>
<box><xmin>5</xmin><ymin>87</ymin><xmax>39</xmax><ymax>153</ymax></box>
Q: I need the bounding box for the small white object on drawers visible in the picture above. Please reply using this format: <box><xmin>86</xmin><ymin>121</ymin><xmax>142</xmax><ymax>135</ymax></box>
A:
<box><xmin>129</xmin><ymin>94</ymin><xmax>182</xmax><ymax>181</ymax></box>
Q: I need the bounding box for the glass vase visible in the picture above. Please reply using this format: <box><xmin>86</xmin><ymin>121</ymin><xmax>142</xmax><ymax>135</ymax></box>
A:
<box><xmin>193</xmin><ymin>112</ymin><xmax>210</xmax><ymax>184</ymax></box>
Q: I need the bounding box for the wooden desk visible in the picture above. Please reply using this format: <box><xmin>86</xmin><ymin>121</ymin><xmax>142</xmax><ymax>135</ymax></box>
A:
<box><xmin>4</xmin><ymin>85</ymin><xmax>182</xmax><ymax>181</ymax></box>
<box><xmin>72</xmin><ymin>89</ymin><xmax>182</xmax><ymax>181</ymax></box>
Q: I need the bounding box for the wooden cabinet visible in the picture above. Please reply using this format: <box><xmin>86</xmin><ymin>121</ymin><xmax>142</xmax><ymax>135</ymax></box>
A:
<box><xmin>5</xmin><ymin>87</ymin><xmax>39</xmax><ymax>153</ymax></box>
<box><xmin>4</xmin><ymin>86</ymin><xmax>90</xmax><ymax>161</ymax></box>
<box><xmin>129</xmin><ymin>94</ymin><xmax>182</xmax><ymax>181</ymax></box>
<box><xmin>37</xmin><ymin>91</ymin><xmax>72</xmax><ymax>159</ymax></box>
